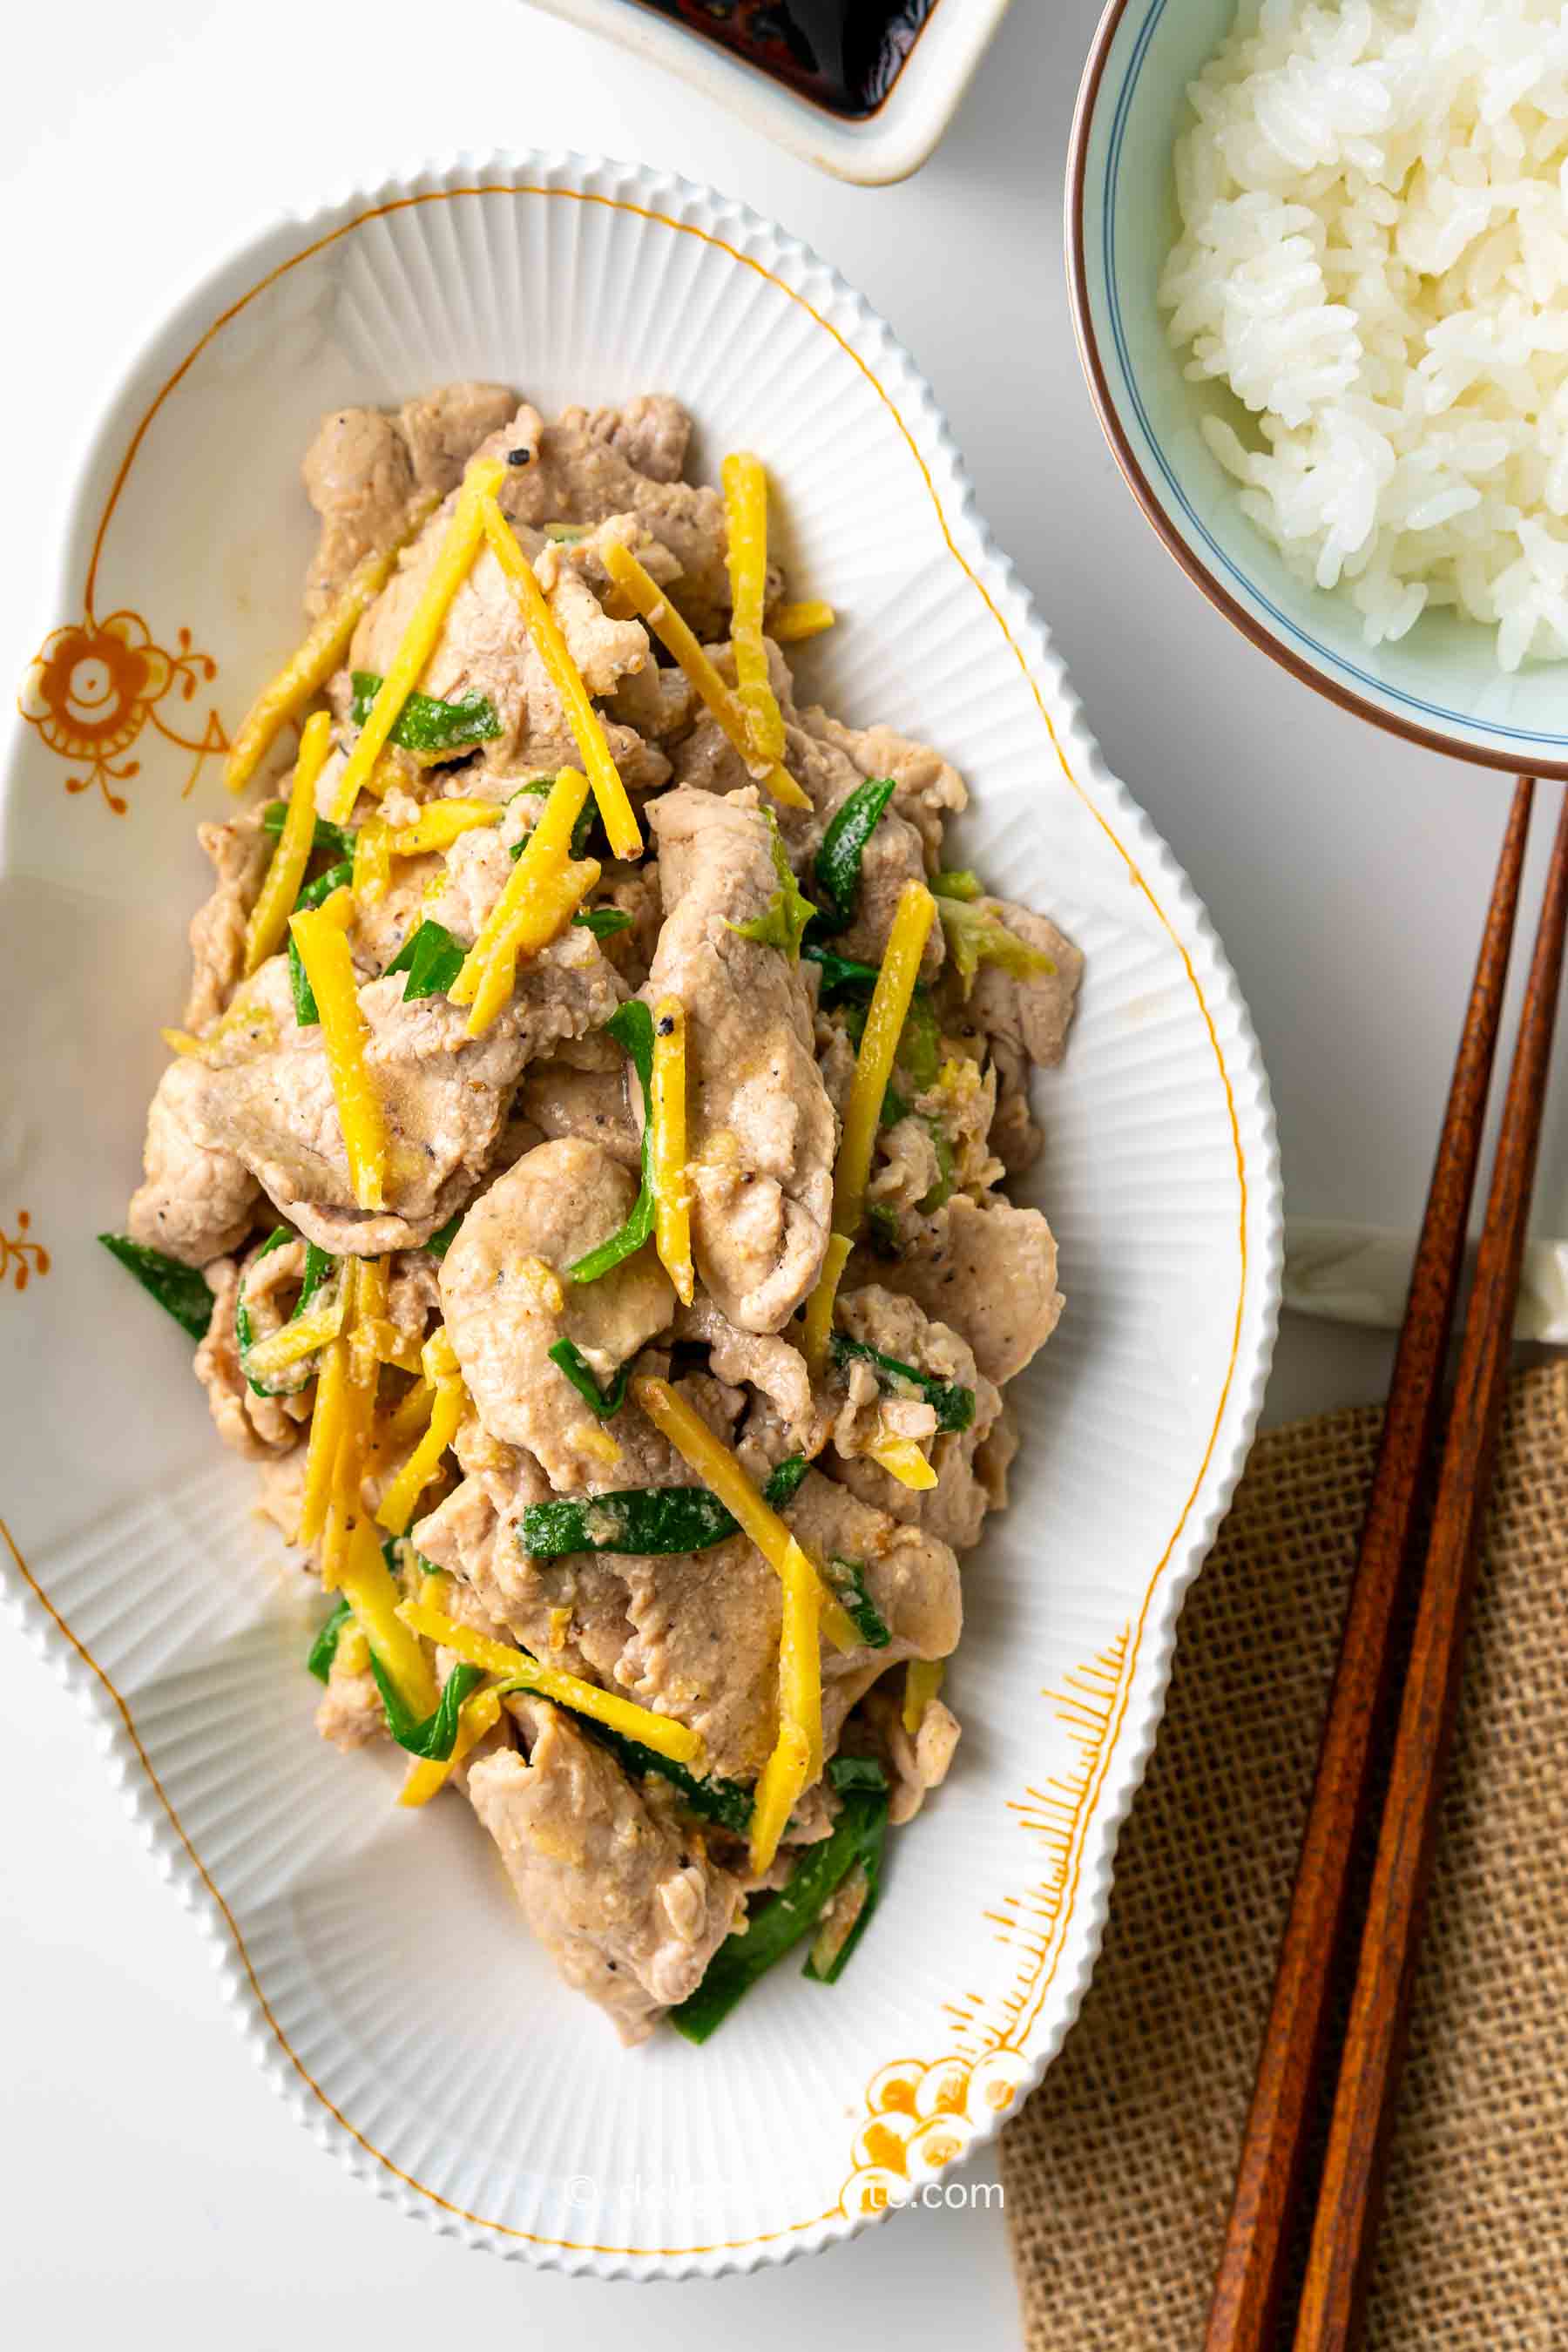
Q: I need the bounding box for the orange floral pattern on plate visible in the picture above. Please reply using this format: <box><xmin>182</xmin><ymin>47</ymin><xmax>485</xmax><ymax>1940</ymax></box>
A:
<box><xmin>0</xmin><ymin>1211</ymin><xmax>50</xmax><ymax>1294</ymax></box>
<box><xmin>19</xmin><ymin>609</ymin><xmax>226</xmax><ymax>813</ymax></box>
<box><xmin>838</xmin><ymin>1626</ymin><xmax>1135</xmax><ymax>2211</ymax></box>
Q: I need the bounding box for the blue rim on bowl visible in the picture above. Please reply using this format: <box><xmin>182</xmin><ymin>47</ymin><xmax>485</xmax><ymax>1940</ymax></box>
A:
<box><xmin>1065</xmin><ymin>0</ymin><xmax>1568</xmax><ymax>782</ymax></box>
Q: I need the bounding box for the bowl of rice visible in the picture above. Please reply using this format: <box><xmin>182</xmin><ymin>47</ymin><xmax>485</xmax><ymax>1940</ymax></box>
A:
<box><xmin>1068</xmin><ymin>0</ymin><xmax>1568</xmax><ymax>780</ymax></box>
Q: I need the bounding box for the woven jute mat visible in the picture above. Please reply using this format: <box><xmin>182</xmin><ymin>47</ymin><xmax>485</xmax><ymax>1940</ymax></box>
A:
<box><xmin>1001</xmin><ymin>1361</ymin><xmax>1568</xmax><ymax>2349</ymax></box>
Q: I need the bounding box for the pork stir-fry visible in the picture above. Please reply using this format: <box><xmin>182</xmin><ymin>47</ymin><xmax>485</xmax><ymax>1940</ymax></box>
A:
<box><xmin>103</xmin><ymin>385</ymin><xmax>1082</xmax><ymax>2044</ymax></box>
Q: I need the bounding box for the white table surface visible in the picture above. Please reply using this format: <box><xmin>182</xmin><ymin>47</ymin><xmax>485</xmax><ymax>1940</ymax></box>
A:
<box><xmin>5</xmin><ymin>1</ymin><xmax>1565</xmax><ymax>2341</ymax></box>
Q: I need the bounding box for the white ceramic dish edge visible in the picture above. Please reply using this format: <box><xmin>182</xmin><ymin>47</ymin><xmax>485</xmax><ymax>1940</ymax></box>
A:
<box><xmin>521</xmin><ymin>0</ymin><xmax>1015</xmax><ymax>184</ymax></box>
<box><xmin>1</xmin><ymin>149</ymin><xmax>1282</xmax><ymax>2278</ymax></box>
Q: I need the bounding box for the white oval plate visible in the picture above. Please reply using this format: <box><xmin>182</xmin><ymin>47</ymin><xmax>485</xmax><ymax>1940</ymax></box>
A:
<box><xmin>0</xmin><ymin>152</ymin><xmax>1280</xmax><ymax>2280</ymax></box>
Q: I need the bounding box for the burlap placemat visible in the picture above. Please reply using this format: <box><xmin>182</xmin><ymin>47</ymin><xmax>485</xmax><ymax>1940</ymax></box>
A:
<box><xmin>1002</xmin><ymin>1361</ymin><xmax>1568</xmax><ymax>2349</ymax></box>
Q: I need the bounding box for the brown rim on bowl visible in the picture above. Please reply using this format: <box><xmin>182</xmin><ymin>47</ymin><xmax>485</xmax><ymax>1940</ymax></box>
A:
<box><xmin>1064</xmin><ymin>0</ymin><xmax>1568</xmax><ymax>784</ymax></box>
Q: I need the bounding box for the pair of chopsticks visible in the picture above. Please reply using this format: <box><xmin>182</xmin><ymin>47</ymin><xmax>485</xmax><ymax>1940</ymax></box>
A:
<box><xmin>1205</xmin><ymin>774</ymin><xmax>1568</xmax><ymax>2352</ymax></box>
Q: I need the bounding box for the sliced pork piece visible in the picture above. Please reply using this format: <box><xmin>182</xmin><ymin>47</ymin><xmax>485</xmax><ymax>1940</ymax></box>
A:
<box><xmin>867</xmin><ymin>1115</ymin><xmax>943</xmax><ymax>1219</ymax></box>
<box><xmin>800</xmin><ymin>709</ymin><xmax>968</xmax><ymax>863</ymax></box>
<box><xmin>959</xmin><ymin>896</ymin><xmax>1085</xmax><ymax>1071</ymax></box>
<box><xmin>863</xmin><ymin>1684</ymin><xmax>963</xmax><ymax>1825</ymax></box>
<box><xmin>666</xmin><ymin>650</ymin><xmax>943</xmax><ymax>976</ymax></box>
<box><xmin>301</xmin><ymin>382</ymin><xmax>517</xmax><ymax>618</ymax></box>
<box><xmin>350</xmin><ymin>508</ymin><xmax>650</xmax><ymax>773</ymax></box>
<box><xmin>862</xmin><ymin>1194</ymin><xmax>1064</xmax><ymax>1385</ymax></box>
<box><xmin>672</xmin><ymin>1296</ymin><xmax>828</xmax><ymax>1460</ymax></box>
<box><xmin>421</xmin><ymin>1470</ymin><xmax>785</xmax><ymax>1781</ymax></box>
<box><xmin>578</xmin><ymin>395</ymin><xmax>692</xmax><ymax>483</ymax></box>
<box><xmin>827</xmin><ymin>1285</ymin><xmax>1005</xmax><ymax>1553</ymax></box>
<box><xmin>185</xmin><ymin>814</ymin><xmax>270</xmax><ymax>1031</ymax></box>
<box><xmin>439</xmin><ymin>1137</ymin><xmax>678</xmax><ymax>1490</ymax></box>
<box><xmin>128</xmin><ymin>1063</ymin><xmax>260</xmax><ymax>1267</ymax></box>
<box><xmin>387</xmin><ymin>1247</ymin><xmax>442</xmax><ymax>1356</ymax></box>
<box><xmin>422</xmin><ymin>800</ymin><xmax>533</xmax><ymax>947</ymax></box>
<box><xmin>645</xmin><ymin>787</ymin><xmax>835</xmax><ymax>1332</ymax></box>
<box><xmin>256</xmin><ymin>1443</ymin><xmax>308</xmax><ymax>1547</ymax></box>
<box><xmin>416</xmin><ymin>1466</ymin><xmax>553</xmax><ymax>1633</ymax></box>
<box><xmin>595</xmin><ymin>1470</ymin><xmax>960</xmax><ymax>1780</ymax></box>
<box><xmin>517</xmin><ymin>1034</ymin><xmax>642</xmax><ymax>1172</ymax></box>
<box><xmin>167</xmin><ymin>934</ymin><xmax>621</xmax><ymax>1255</ymax></box>
<box><xmin>344</xmin><ymin>845</ymin><xmax>445</xmax><ymax>974</ymax></box>
<box><xmin>597</xmin><ymin>859</ymin><xmax>664</xmax><ymax>990</ymax></box>
<box><xmin>193</xmin><ymin>1257</ymin><xmax>304</xmax><ymax>1459</ymax></box>
<box><xmin>789</xmin><ymin>1469</ymin><xmax>963</xmax><ymax>1684</ymax></box>
<box><xmin>398</xmin><ymin>382</ymin><xmax>521</xmax><ymax>493</ymax></box>
<box><xmin>606</xmin><ymin>656</ymin><xmax>694</xmax><ymax>746</ymax></box>
<box><xmin>466</xmin><ymin>1697</ymin><xmax>746</xmax><ymax>2044</ymax></box>
<box><xmin>911</xmin><ymin>1054</ymin><xmax>1004</xmax><ymax>1200</ymax></box>
<box><xmin>416</xmin><ymin>1448</ymin><xmax>957</xmax><ymax>1782</ymax></box>
<box><xmin>315</xmin><ymin>1637</ymin><xmax>386</xmax><ymax>1753</ymax></box>
<box><xmin>812</xmin><ymin>743</ymin><xmax>942</xmax><ymax>977</ymax></box>
<box><xmin>984</xmin><ymin>1038</ymin><xmax>1044</xmax><ymax>1177</ymax></box>
<box><xmin>485</xmin><ymin>400</ymin><xmax>736</xmax><ymax>636</ymax></box>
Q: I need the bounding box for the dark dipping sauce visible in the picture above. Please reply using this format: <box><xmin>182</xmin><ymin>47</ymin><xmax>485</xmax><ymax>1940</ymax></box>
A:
<box><xmin>630</xmin><ymin>1</ymin><xmax>940</xmax><ymax>118</ymax></box>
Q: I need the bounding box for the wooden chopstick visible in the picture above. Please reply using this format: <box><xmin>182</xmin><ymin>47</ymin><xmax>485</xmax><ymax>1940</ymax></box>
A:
<box><xmin>1292</xmin><ymin>777</ymin><xmax>1568</xmax><ymax>2350</ymax></box>
<box><xmin>1204</xmin><ymin>774</ymin><xmax>1538</xmax><ymax>2352</ymax></box>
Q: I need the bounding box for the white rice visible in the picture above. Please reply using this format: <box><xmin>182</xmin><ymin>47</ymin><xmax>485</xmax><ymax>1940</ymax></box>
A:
<box><xmin>1159</xmin><ymin>0</ymin><xmax>1568</xmax><ymax>668</ymax></box>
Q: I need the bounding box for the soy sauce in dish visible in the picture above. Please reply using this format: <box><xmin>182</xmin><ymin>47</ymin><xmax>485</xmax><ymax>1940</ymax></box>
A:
<box><xmin>632</xmin><ymin>0</ymin><xmax>939</xmax><ymax>118</ymax></box>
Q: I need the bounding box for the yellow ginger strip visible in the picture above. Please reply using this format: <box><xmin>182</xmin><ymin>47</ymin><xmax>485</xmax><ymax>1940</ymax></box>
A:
<box><xmin>352</xmin><ymin>814</ymin><xmax>392</xmax><ymax>909</ymax></box>
<box><xmin>507</xmin><ymin>767</ymin><xmax>591</xmax><ymax>868</ymax></box>
<box><xmin>399</xmin><ymin>1686</ymin><xmax>504</xmax><ymax>1809</ymax></box>
<box><xmin>300</xmin><ymin>1322</ymin><xmax>351</xmax><ymax>1548</ymax></box>
<box><xmin>778</xmin><ymin>1537</ymin><xmax>824</xmax><ymax>1780</ymax></box>
<box><xmin>385</xmin><ymin>1375</ymin><xmax>436</xmax><ymax>1444</ymax></box>
<box><xmin>868</xmin><ymin>1435</ymin><xmax>939</xmax><ymax>1492</ymax></box>
<box><xmin>903</xmin><ymin>1657</ymin><xmax>945</xmax><ymax>1736</ymax></box>
<box><xmin>801</xmin><ymin>1233</ymin><xmax>851</xmax><ymax>1385</ymax></box>
<box><xmin>802</xmin><ymin>880</ymin><xmax>936</xmax><ymax>1374</ymax></box>
<box><xmin>770</xmin><ymin>599</ymin><xmax>835</xmax><ymax>645</ymax></box>
<box><xmin>631</xmin><ymin>1375</ymin><xmax>859</xmax><ymax>1654</ymax></box>
<box><xmin>356</xmin><ymin>1316</ymin><xmax>423</xmax><ymax>1375</ymax></box>
<box><xmin>571</xmin><ymin>1420</ymin><xmax>622</xmax><ymax>1470</ymax></box>
<box><xmin>223</xmin><ymin>502</ymin><xmax>436</xmax><ymax>798</ymax></box>
<box><xmin>337</xmin><ymin>1625</ymin><xmax>371</xmax><ymax>1676</ymax></box>
<box><xmin>327</xmin><ymin>460</ymin><xmax>505</xmax><ymax>823</ymax></box>
<box><xmin>339</xmin><ymin>1516</ymin><xmax>440</xmax><ymax>1720</ymax></box>
<box><xmin>160</xmin><ymin>996</ymin><xmax>277</xmax><ymax>1064</ymax></box>
<box><xmin>237</xmin><ymin>1288</ymin><xmax>347</xmax><ymax>1385</ymax></box>
<box><xmin>395</xmin><ymin>1596</ymin><xmax>704</xmax><ymax>1766</ymax></box>
<box><xmin>321</xmin><ymin>1259</ymin><xmax>387</xmax><ymax>1591</ymax></box>
<box><xmin>748</xmin><ymin>1724</ymin><xmax>812</xmax><ymax>1880</ymax></box>
<box><xmin>832</xmin><ymin>880</ymin><xmax>935</xmax><ymax>1240</ymax></box>
<box><xmin>243</xmin><ymin>711</ymin><xmax>334</xmax><ymax>975</ymax></box>
<box><xmin>385</xmin><ymin>799</ymin><xmax>504</xmax><ymax>856</ymax></box>
<box><xmin>449</xmin><ymin>767</ymin><xmax>588</xmax><ymax>1005</ymax></box>
<box><xmin>477</xmin><ymin>494</ymin><xmax>643</xmax><ymax>860</ymax></box>
<box><xmin>352</xmin><ymin>1253</ymin><xmax>390</xmax><ymax>1329</ymax></box>
<box><xmin>650</xmin><ymin>994</ymin><xmax>694</xmax><ymax>1307</ymax></box>
<box><xmin>463</xmin><ymin>855</ymin><xmax>600</xmax><ymax>1037</ymax></box>
<box><xmin>722</xmin><ymin>451</ymin><xmax>787</xmax><ymax>767</ymax></box>
<box><xmin>375</xmin><ymin>1375</ymin><xmax>464</xmax><ymax>1537</ymax></box>
<box><xmin>600</xmin><ymin>541</ymin><xmax>810</xmax><ymax>813</ymax></box>
<box><xmin>288</xmin><ymin>893</ymin><xmax>388</xmax><ymax>1211</ymax></box>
